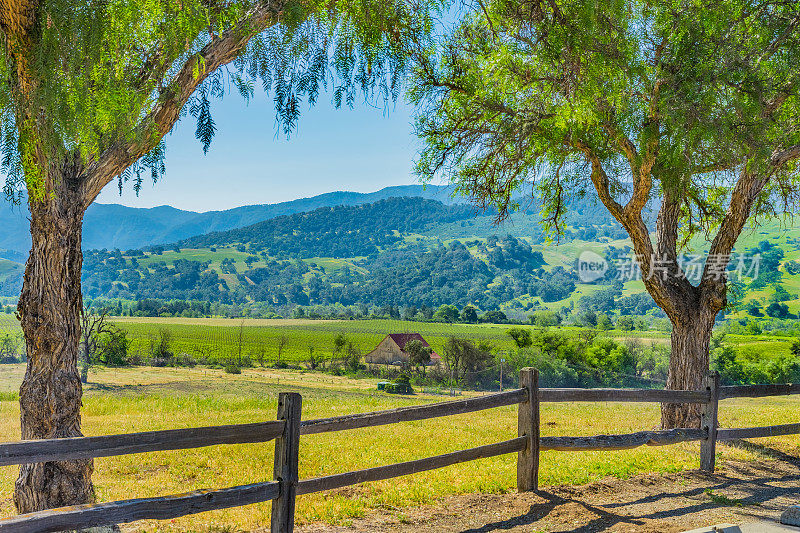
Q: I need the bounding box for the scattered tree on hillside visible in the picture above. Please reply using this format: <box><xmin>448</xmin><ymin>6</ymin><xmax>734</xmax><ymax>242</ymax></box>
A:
<box><xmin>412</xmin><ymin>0</ymin><xmax>800</xmax><ymax>427</ymax></box>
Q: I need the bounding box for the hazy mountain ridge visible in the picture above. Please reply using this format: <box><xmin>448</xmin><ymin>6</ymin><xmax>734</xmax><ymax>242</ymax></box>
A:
<box><xmin>0</xmin><ymin>184</ymin><xmax>461</xmax><ymax>254</ymax></box>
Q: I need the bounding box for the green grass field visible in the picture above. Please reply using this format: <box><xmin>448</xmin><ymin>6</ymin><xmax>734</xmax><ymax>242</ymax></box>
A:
<box><xmin>0</xmin><ymin>364</ymin><xmax>797</xmax><ymax>531</ymax></box>
<box><xmin>109</xmin><ymin>317</ymin><xmax>523</xmax><ymax>364</ymax></box>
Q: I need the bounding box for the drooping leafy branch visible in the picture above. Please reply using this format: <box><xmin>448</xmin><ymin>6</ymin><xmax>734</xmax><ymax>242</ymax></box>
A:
<box><xmin>0</xmin><ymin>0</ymin><xmax>439</xmax><ymax>204</ymax></box>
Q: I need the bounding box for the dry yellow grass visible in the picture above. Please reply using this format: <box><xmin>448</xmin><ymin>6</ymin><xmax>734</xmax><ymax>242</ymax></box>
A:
<box><xmin>0</xmin><ymin>365</ymin><xmax>797</xmax><ymax>532</ymax></box>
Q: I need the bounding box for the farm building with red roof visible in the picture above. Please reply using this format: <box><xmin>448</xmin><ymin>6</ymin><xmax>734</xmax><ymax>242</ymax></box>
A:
<box><xmin>366</xmin><ymin>333</ymin><xmax>441</xmax><ymax>365</ymax></box>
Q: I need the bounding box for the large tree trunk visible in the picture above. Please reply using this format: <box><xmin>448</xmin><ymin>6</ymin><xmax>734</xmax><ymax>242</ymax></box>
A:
<box><xmin>661</xmin><ymin>311</ymin><xmax>715</xmax><ymax>429</ymax></box>
<box><xmin>14</xmin><ymin>174</ymin><xmax>94</xmax><ymax>513</ymax></box>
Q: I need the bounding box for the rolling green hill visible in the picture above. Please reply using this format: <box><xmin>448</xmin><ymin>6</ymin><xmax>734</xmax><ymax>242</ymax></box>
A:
<box><xmin>44</xmin><ymin>194</ymin><xmax>794</xmax><ymax>326</ymax></box>
<box><xmin>1</xmin><ymin>191</ymin><xmax>796</xmax><ymax>326</ymax></box>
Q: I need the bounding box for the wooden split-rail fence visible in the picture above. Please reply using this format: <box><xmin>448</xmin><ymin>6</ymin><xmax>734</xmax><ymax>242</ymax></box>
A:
<box><xmin>1</xmin><ymin>369</ymin><xmax>800</xmax><ymax>532</ymax></box>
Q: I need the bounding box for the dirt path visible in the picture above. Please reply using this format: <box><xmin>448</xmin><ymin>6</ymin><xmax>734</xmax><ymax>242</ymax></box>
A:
<box><xmin>298</xmin><ymin>442</ymin><xmax>800</xmax><ymax>533</ymax></box>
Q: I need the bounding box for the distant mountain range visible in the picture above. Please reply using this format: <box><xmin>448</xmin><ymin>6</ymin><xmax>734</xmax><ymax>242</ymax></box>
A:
<box><xmin>0</xmin><ymin>185</ymin><xmax>462</xmax><ymax>254</ymax></box>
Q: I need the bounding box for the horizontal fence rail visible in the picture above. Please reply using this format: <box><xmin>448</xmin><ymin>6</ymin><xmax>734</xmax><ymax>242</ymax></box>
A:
<box><xmin>720</xmin><ymin>383</ymin><xmax>800</xmax><ymax>399</ymax></box>
<box><xmin>0</xmin><ymin>481</ymin><xmax>280</xmax><ymax>533</ymax></box>
<box><xmin>297</xmin><ymin>437</ymin><xmax>528</xmax><ymax>495</ymax></box>
<box><xmin>0</xmin><ymin>421</ymin><xmax>286</xmax><ymax>467</ymax></box>
<box><xmin>539</xmin><ymin>388</ymin><xmax>710</xmax><ymax>404</ymax></box>
<box><xmin>301</xmin><ymin>388</ymin><xmax>527</xmax><ymax>435</ymax></box>
<box><xmin>718</xmin><ymin>423</ymin><xmax>800</xmax><ymax>440</ymax></box>
<box><xmin>1</xmin><ymin>370</ymin><xmax>799</xmax><ymax>533</ymax></box>
<box><xmin>540</xmin><ymin>428</ymin><xmax>707</xmax><ymax>451</ymax></box>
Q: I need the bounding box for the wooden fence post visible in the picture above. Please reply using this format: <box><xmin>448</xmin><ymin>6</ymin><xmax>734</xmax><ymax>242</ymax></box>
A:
<box><xmin>271</xmin><ymin>392</ymin><xmax>302</xmax><ymax>533</ymax></box>
<box><xmin>700</xmin><ymin>371</ymin><xmax>719</xmax><ymax>472</ymax></box>
<box><xmin>517</xmin><ymin>368</ymin><xmax>540</xmax><ymax>491</ymax></box>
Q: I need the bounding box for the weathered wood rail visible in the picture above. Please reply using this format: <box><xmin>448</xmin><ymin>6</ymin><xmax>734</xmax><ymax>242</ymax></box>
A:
<box><xmin>0</xmin><ymin>369</ymin><xmax>797</xmax><ymax>533</ymax></box>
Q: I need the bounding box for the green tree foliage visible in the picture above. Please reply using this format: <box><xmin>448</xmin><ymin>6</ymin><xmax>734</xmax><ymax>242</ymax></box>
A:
<box><xmin>578</xmin><ymin>287</ymin><xmax>621</xmax><ymax>315</ymax></box>
<box><xmin>405</xmin><ymin>339</ymin><xmax>432</xmax><ymax>375</ymax></box>
<box><xmin>479</xmin><ymin>309</ymin><xmax>507</xmax><ymax>323</ymax></box>
<box><xmin>333</xmin><ymin>333</ymin><xmax>347</xmax><ymax>356</ymax></box>
<box><xmin>1</xmin><ymin>0</ymin><xmax>440</xmax><ymax>511</ymax></box>
<box><xmin>584</xmin><ymin>339</ymin><xmax>635</xmax><ymax>379</ymax></box>
<box><xmin>410</xmin><ymin>0</ymin><xmax>800</xmax><ymax>427</ymax></box>
<box><xmin>529</xmin><ymin>311</ymin><xmax>562</xmax><ymax>328</ymax></box>
<box><xmin>506</xmin><ymin>327</ymin><xmax>532</xmax><ymax>348</ymax></box>
<box><xmin>384</xmin><ymin>373</ymin><xmax>414</xmax><ymax>394</ymax></box>
<box><xmin>770</xmin><ymin>285</ymin><xmax>793</xmax><ymax>303</ymax></box>
<box><xmin>504</xmin><ymin>329</ymin><xmax>660</xmax><ymax>388</ymax></box>
<box><xmin>460</xmin><ymin>305</ymin><xmax>478</xmax><ymax>324</ymax></box>
<box><xmin>343</xmin><ymin>341</ymin><xmax>362</xmax><ymax>373</ymax></box>
<box><xmin>0</xmin><ymin>334</ymin><xmax>23</xmax><ymax>363</ymax></box>
<box><xmin>578</xmin><ymin>310</ymin><xmax>597</xmax><ymax>328</ymax></box>
<box><xmin>785</xmin><ymin>261</ymin><xmax>800</xmax><ymax>276</ymax></box>
<box><xmin>433</xmin><ymin>304</ymin><xmax>459</xmax><ymax>323</ymax></box>
<box><xmin>616</xmin><ymin>315</ymin><xmax>635</xmax><ymax>332</ymax></box>
<box><xmin>2</xmin><ymin>0</ymin><xmax>429</xmax><ymax>191</ymax></box>
<box><xmin>148</xmin><ymin>328</ymin><xmax>174</xmax><ymax>363</ymax></box>
<box><xmin>94</xmin><ymin>327</ymin><xmax>131</xmax><ymax>366</ymax></box>
<box><xmin>746</xmin><ymin>301</ymin><xmax>764</xmax><ymax>317</ymax></box>
<box><xmin>765</xmin><ymin>302</ymin><xmax>791</xmax><ymax>319</ymax></box>
<box><xmin>596</xmin><ymin>314</ymin><xmax>613</xmax><ymax>331</ymax></box>
<box><xmin>442</xmin><ymin>337</ymin><xmax>493</xmax><ymax>386</ymax></box>
<box><xmin>617</xmin><ymin>293</ymin><xmax>658</xmax><ymax>316</ymax></box>
<box><xmin>714</xmin><ymin>343</ymin><xmax>800</xmax><ymax>386</ymax></box>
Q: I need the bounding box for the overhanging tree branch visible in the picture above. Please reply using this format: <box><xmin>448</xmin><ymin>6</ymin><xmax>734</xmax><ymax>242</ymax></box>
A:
<box><xmin>83</xmin><ymin>0</ymin><xmax>289</xmax><ymax>205</ymax></box>
<box><xmin>703</xmin><ymin>144</ymin><xmax>800</xmax><ymax>287</ymax></box>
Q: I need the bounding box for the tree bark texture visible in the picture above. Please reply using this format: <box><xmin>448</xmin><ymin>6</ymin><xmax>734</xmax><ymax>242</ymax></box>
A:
<box><xmin>661</xmin><ymin>313</ymin><xmax>715</xmax><ymax>429</ymax></box>
<box><xmin>14</xmin><ymin>170</ymin><xmax>94</xmax><ymax>514</ymax></box>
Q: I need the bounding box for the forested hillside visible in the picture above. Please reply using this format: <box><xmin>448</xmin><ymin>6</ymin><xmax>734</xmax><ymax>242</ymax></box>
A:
<box><xmin>1</xmin><ymin>193</ymin><xmax>795</xmax><ymax>328</ymax></box>
<box><xmin>181</xmin><ymin>198</ymin><xmax>479</xmax><ymax>257</ymax></box>
<box><xmin>78</xmin><ymin>198</ymin><xmax>566</xmax><ymax>313</ymax></box>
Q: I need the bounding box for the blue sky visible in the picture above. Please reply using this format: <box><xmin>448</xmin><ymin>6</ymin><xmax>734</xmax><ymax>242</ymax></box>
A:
<box><xmin>97</xmin><ymin>90</ymin><xmax>423</xmax><ymax>212</ymax></box>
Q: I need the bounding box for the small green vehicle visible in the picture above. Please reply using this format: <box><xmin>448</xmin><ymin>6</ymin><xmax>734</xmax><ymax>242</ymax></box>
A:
<box><xmin>381</xmin><ymin>375</ymin><xmax>413</xmax><ymax>394</ymax></box>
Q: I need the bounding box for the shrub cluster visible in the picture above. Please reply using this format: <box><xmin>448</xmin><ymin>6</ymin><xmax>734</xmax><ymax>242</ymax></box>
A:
<box><xmin>712</xmin><ymin>336</ymin><xmax>800</xmax><ymax>385</ymax></box>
